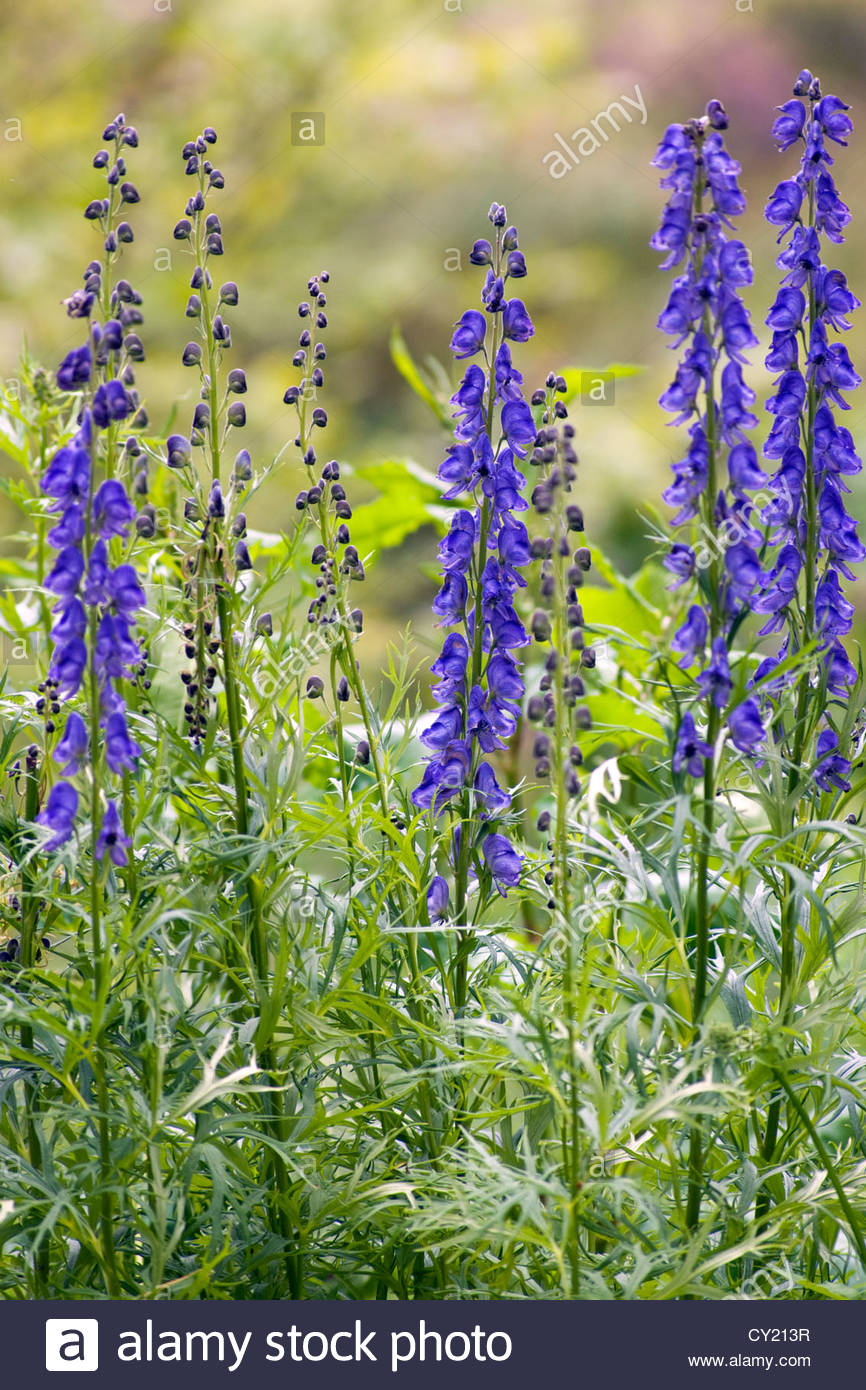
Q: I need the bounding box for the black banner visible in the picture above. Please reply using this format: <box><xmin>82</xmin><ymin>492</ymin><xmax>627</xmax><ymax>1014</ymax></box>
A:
<box><xmin>2</xmin><ymin>1298</ymin><xmax>854</xmax><ymax>1387</ymax></box>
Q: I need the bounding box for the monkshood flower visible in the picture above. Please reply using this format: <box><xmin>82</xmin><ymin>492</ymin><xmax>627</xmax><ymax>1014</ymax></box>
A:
<box><xmin>652</xmin><ymin>101</ymin><xmax>766</xmax><ymax>775</ymax></box>
<box><xmin>39</xmin><ymin>400</ymin><xmax>144</xmax><ymax>860</ymax></box>
<box><xmin>757</xmin><ymin>69</ymin><xmax>863</xmax><ymax>791</ymax></box>
<box><xmin>413</xmin><ymin>204</ymin><xmax>533</xmax><ymax>904</ymax></box>
<box><xmin>36</xmin><ymin>116</ymin><xmax>147</xmax><ymax>861</ymax></box>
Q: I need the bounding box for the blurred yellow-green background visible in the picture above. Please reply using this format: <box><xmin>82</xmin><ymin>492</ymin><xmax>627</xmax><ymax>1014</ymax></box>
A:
<box><xmin>2</xmin><ymin>0</ymin><xmax>865</xmax><ymax>653</ymax></box>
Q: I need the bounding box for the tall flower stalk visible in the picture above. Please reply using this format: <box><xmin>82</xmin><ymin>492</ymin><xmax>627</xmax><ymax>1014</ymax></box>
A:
<box><xmin>413</xmin><ymin>203</ymin><xmax>534</xmax><ymax>1013</ymax></box>
<box><xmin>286</xmin><ymin>277</ymin><xmax>406</xmax><ymax>886</ymax></box>
<box><xmin>169</xmin><ymin>126</ymin><xmax>266</xmax><ymax>960</ymax></box>
<box><xmin>34</xmin><ymin>111</ymin><xmax>147</xmax><ymax>1296</ymax></box>
<box><xmin>526</xmin><ymin>373</ymin><xmax>593</xmax><ymax>1292</ymax></box>
<box><xmin>755</xmin><ymin>69</ymin><xmax>863</xmax><ymax>1187</ymax></box>
<box><xmin>652</xmin><ymin>101</ymin><xmax>766</xmax><ymax>1230</ymax></box>
<box><xmin>169</xmin><ymin>128</ymin><xmax>309</xmax><ymax>1294</ymax></box>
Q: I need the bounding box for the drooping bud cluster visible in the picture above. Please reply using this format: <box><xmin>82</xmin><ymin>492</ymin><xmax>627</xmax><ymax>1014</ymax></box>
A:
<box><xmin>414</xmin><ymin>203</ymin><xmax>537</xmax><ymax>904</ymax></box>
<box><xmin>652</xmin><ymin>101</ymin><xmax>766</xmax><ymax>773</ymax></box>
<box><xmin>168</xmin><ymin>128</ymin><xmax>252</xmax><ymax>745</ymax></box>
<box><xmin>756</xmin><ymin>70</ymin><xmax>863</xmax><ymax>792</ymax></box>
<box><xmin>526</xmin><ymin>376</ymin><xmax>592</xmax><ymax>875</ymax></box>
<box><xmin>282</xmin><ymin>274</ymin><xmax>365</xmax><ymax>663</ymax></box>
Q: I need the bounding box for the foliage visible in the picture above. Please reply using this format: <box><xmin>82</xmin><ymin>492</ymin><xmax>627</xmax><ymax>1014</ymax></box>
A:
<box><xmin>1</xmin><ymin>88</ymin><xmax>866</xmax><ymax>1303</ymax></box>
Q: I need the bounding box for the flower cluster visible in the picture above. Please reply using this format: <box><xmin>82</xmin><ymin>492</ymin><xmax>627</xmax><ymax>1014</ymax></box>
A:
<box><xmin>284</xmin><ymin>272</ymin><xmax>365</xmax><ymax>673</ymax></box>
<box><xmin>37</xmin><ymin>118</ymin><xmax>146</xmax><ymax>860</ymax></box>
<box><xmin>414</xmin><ymin>204</ymin><xmax>535</xmax><ymax>902</ymax></box>
<box><xmin>524</xmin><ymin>377</ymin><xmax>593</xmax><ymax>909</ymax></box>
<box><xmin>169</xmin><ymin>128</ymin><xmax>251</xmax><ymax>745</ymax></box>
<box><xmin>652</xmin><ymin>101</ymin><xmax>766</xmax><ymax>772</ymax></box>
<box><xmin>757</xmin><ymin>70</ymin><xmax>862</xmax><ymax>791</ymax></box>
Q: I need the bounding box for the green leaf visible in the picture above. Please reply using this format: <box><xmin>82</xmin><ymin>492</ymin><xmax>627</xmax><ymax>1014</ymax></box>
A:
<box><xmin>349</xmin><ymin>459</ymin><xmax>439</xmax><ymax>557</ymax></box>
<box><xmin>390</xmin><ymin>326</ymin><xmax>449</xmax><ymax>423</ymax></box>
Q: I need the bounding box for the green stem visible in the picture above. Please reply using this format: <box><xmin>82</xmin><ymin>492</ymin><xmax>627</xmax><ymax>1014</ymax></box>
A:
<box><xmin>759</xmin><ymin>156</ymin><xmax>820</xmax><ymax>1208</ymax></box>
<box><xmin>21</xmin><ymin>759</ymin><xmax>49</xmax><ymax>1294</ymax></box>
<box><xmin>548</xmin><ymin>407</ymin><xmax>581</xmax><ymax>1294</ymax></box>
<box><xmin>686</xmin><ymin>135</ymin><xmax>720</xmax><ymax>1234</ymax></box>
<box><xmin>774</xmin><ymin>1070</ymin><xmax>866</xmax><ymax>1266</ymax></box>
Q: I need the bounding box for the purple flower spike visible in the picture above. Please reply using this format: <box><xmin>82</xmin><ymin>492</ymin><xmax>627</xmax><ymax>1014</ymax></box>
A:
<box><xmin>756</xmin><ymin>69</ymin><xmax>863</xmax><ymax>765</ymax></box>
<box><xmin>414</xmin><ymin>205</ymin><xmax>533</xmax><ymax>840</ymax></box>
<box><xmin>652</xmin><ymin>101</ymin><xmax>765</xmax><ymax>770</ymax></box>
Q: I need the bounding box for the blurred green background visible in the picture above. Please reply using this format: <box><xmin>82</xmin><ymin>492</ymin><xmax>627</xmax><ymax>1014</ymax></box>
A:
<box><xmin>1</xmin><ymin>0</ymin><xmax>865</xmax><ymax>662</ymax></box>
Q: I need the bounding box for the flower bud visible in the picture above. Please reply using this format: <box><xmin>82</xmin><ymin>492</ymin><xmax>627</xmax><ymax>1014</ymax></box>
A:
<box><xmin>182</xmin><ymin>341</ymin><xmax>202</xmax><ymax>367</ymax></box>
<box><xmin>208</xmin><ymin>481</ymin><xmax>225</xmax><ymax>518</ymax></box>
<box><xmin>135</xmin><ymin>507</ymin><xmax>156</xmax><ymax>538</ymax></box>
<box><xmin>306</xmin><ymin>676</ymin><xmax>324</xmax><ymax>699</ymax></box>
<box><xmin>233</xmin><ymin>448</ymin><xmax>252</xmax><ymax>480</ymax></box>
<box><xmin>706</xmin><ymin>98</ymin><xmax>728</xmax><ymax>130</ymax></box>
<box><xmin>531</xmin><ymin>609</ymin><xmax>551</xmax><ymax>642</ymax></box>
<box><xmin>234</xmin><ymin>541</ymin><xmax>252</xmax><ymax>571</ymax></box>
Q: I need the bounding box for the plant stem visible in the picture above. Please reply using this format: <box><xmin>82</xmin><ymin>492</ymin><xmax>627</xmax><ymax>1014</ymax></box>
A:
<box><xmin>20</xmin><ymin>759</ymin><xmax>50</xmax><ymax>1294</ymax></box>
<box><xmin>760</xmin><ymin>168</ymin><xmax>820</xmax><ymax>1204</ymax></box>
<box><xmin>685</xmin><ymin>137</ymin><xmax>720</xmax><ymax>1235</ymax></box>
<box><xmin>774</xmin><ymin>1070</ymin><xmax>866</xmax><ymax>1266</ymax></box>
<box><xmin>549</xmin><ymin>417</ymin><xmax>582</xmax><ymax>1294</ymax></box>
